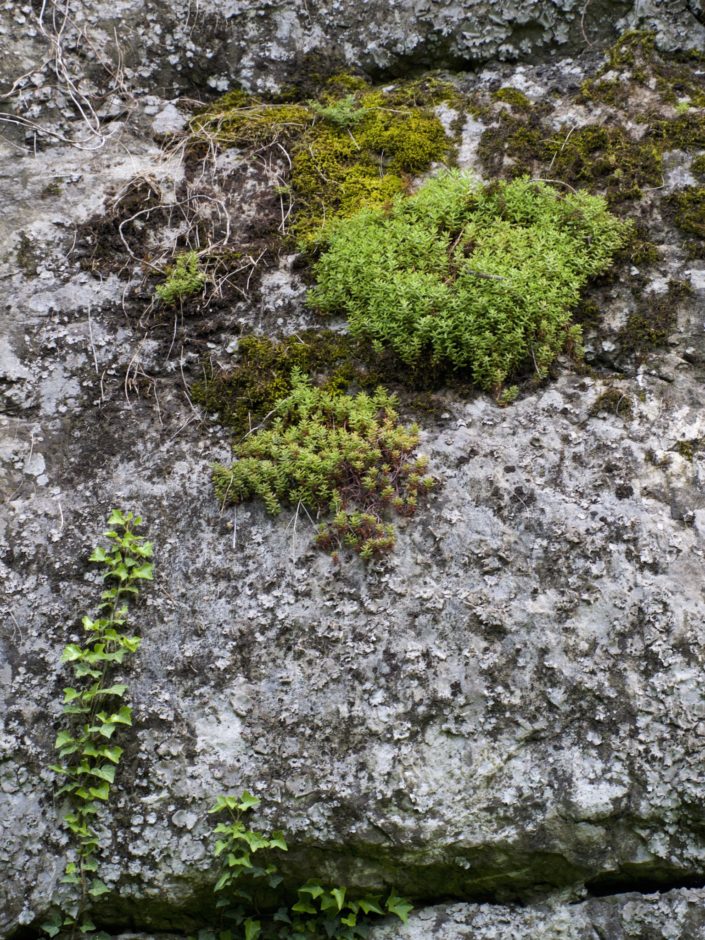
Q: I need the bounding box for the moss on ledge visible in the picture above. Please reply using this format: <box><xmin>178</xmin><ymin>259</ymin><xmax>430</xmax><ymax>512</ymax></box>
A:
<box><xmin>189</xmin><ymin>75</ymin><xmax>458</xmax><ymax>245</ymax></box>
<box><xmin>191</xmin><ymin>331</ymin><xmax>385</xmax><ymax>439</ymax></box>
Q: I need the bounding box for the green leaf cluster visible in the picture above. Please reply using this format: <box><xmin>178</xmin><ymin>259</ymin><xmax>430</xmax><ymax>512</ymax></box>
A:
<box><xmin>309</xmin><ymin>171</ymin><xmax>630</xmax><ymax>393</ymax></box>
<box><xmin>45</xmin><ymin>509</ymin><xmax>153</xmax><ymax>937</ymax></box>
<box><xmin>212</xmin><ymin>373</ymin><xmax>435</xmax><ymax>559</ymax></box>
<box><xmin>203</xmin><ymin>794</ymin><xmax>412</xmax><ymax>940</ymax></box>
<box><xmin>156</xmin><ymin>251</ymin><xmax>206</xmax><ymax>305</ymax></box>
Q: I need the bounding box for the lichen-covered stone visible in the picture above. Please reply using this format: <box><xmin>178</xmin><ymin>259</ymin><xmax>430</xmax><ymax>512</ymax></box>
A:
<box><xmin>4</xmin><ymin>5</ymin><xmax>705</xmax><ymax>939</ymax></box>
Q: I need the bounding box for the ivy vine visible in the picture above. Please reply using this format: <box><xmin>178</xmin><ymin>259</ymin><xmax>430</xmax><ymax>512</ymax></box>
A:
<box><xmin>43</xmin><ymin>509</ymin><xmax>154</xmax><ymax>938</ymax></box>
<box><xmin>202</xmin><ymin>792</ymin><xmax>413</xmax><ymax>940</ymax></box>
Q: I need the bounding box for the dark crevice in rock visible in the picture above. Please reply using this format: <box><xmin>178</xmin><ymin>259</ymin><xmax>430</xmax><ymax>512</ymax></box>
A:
<box><xmin>585</xmin><ymin>864</ymin><xmax>705</xmax><ymax>899</ymax></box>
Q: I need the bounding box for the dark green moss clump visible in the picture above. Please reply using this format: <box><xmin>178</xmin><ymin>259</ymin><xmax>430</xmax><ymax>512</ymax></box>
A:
<box><xmin>478</xmin><ymin>116</ymin><xmax>663</xmax><ymax>206</ymax></box>
<box><xmin>691</xmin><ymin>154</ymin><xmax>705</xmax><ymax>180</ymax></box>
<box><xmin>190</xmin><ymin>75</ymin><xmax>457</xmax><ymax>244</ymax></box>
<box><xmin>619</xmin><ymin>279</ymin><xmax>692</xmax><ymax>359</ymax></box>
<box><xmin>674</xmin><ymin>437</ymin><xmax>704</xmax><ymax>461</ymax></box>
<box><xmin>545</xmin><ymin>126</ymin><xmax>663</xmax><ymax>205</ymax></box>
<box><xmin>191</xmin><ymin>331</ymin><xmax>384</xmax><ymax>438</ymax></box>
<box><xmin>648</xmin><ymin>113</ymin><xmax>705</xmax><ymax>151</ymax></box>
<box><xmin>666</xmin><ymin>186</ymin><xmax>705</xmax><ymax>256</ymax></box>
<box><xmin>590</xmin><ymin>386</ymin><xmax>633</xmax><ymax>419</ymax></box>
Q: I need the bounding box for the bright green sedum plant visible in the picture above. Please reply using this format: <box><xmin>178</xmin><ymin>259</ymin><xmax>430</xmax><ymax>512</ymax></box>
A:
<box><xmin>43</xmin><ymin>510</ymin><xmax>154</xmax><ymax>938</ymax></box>
<box><xmin>212</xmin><ymin>372</ymin><xmax>435</xmax><ymax>559</ymax></box>
<box><xmin>309</xmin><ymin>171</ymin><xmax>631</xmax><ymax>394</ymax></box>
<box><xmin>203</xmin><ymin>792</ymin><xmax>412</xmax><ymax>940</ymax></box>
<box><xmin>156</xmin><ymin>250</ymin><xmax>206</xmax><ymax>304</ymax></box>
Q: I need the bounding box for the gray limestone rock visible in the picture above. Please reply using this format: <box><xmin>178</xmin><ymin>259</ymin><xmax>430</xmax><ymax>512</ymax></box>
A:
<box><xmin>3</xmin><ymin>3</ymin><xmax>705</xmax><ymax>938</ymax></box>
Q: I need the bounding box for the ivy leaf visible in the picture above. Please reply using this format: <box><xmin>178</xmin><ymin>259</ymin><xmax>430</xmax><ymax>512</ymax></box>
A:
<box><xmin>88</xmin><ymin>879</ymin><xmax>110</xmax><ymax>897</ymax></box>
<box><xmin>88</xmin><ymin>764</ymin><xmax>116</xmax><ymax>784</ymax></box>
<box><xmin>298</xmin><ymin>882</ymin><xmax>325</xmax><ymax>899</ymax></box>
<box><xmin>214</xmin><ymin>872</ymin><xmax>231</xmax><ymax>892</ymax></box>
<box><xmin>331</xmin><ymin>887</ymin><xmax>346</xmax><ymax>911</ymax></box>
<box><xmin>386</xmin><ymin>895</ymin><xmax>413</xmax><ymax>923</ymax></box>
<box><xmin>237</xmin><ymin>790</ymin><xmax>261</xmax><ymax>812</ymax></box>
<box><xmin>340</xmin><ymin>913</ymin><xmax>357</xmax><ymax>927</ymax></box>
<box><xmin>358</xmin><ymin>897</ymin><xmax>384</xmax><ymax>915</ymax></box>
<box><xmin>61</xmin><ymin>644</ymin><xmax>84</xmax><ymax>663</ymax></box>
<box><xmin>40</xmin><ymin>912</ymin><xmax>63</xmax><ymax>937</ymax></box>
<box><xmin>107</xmin><ymin>705</ymin><xmax>133</xmax><ymax>725</ymax></box>
<box><xmin>107</xmin><ymin>509</ymin><xmax>127</xmax><ymax>526</ymax></box>
<box><xmin>244</xmin><ymin>919</ymin><xmax>261</xmax><ymax>940</ymax></box>
<box><xmin>88</xmin><ymin>547</ymin><xmax>109</xmax><ymax>563</ymax></box>
<box><xmin>96</xmin><ymin>684</ymin><xmax>128</xmax><ymax>698</ymax></box>
<box><xmin>269</xmin><ymin>830</ymin><xmax>288</xmax><ymax>851</ymax></box>
<box><xmin>55</xmin><ymin>730</ymin><xmax>75</xmax><ymax>749</ymax></box>
<box><xmin>89</xmin><ymin>781</ymin><xmax>110</xmax><ymax>801</ymax></box>
<box><xmin>292</xmin><ymin>898</ymin><xmax>317</xmax><ymax>915</ymax></box>
<box><xmin>132</xmin><ymin>564</ymin><xmax>154</xmax><ymax>580</ymax></box>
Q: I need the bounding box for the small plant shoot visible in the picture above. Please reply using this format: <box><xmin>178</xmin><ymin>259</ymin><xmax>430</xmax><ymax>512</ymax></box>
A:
<box><xmin>205</xmin><ymin>792</ymin><xmax>413</xmax><ymax>939</ymax></box>
<box><xmin>156</xmin><ymin>250</ymin><xmax>206</xmax><ymax>304</ymax></box>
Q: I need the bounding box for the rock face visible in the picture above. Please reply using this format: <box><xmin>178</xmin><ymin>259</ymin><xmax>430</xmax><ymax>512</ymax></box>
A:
<box><xmin>3</xmin><ymin>1</ymin><xmax>705</xmax><ymax>939</ymax></box>
<box><xmin>2</xmin><ymin>0</ymin><xmax>705</xmax><ymax>104</ymax></box>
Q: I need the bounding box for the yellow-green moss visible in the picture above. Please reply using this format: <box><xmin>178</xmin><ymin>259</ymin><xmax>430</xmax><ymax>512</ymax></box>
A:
<box><xmin>666</xmin><ymin>185</ymin><xmax>705</xmax><ymax>258</ymax></box>
<box><xmin>577</xmin><ymin>78</ymin><xmax>627</xmax><ymax>108</ymax></box>
<box><xmin>668</xmin><ymin>186</ymin><xmax>705</xmax><ymax>236</ymax></box>
<box><xmin>674</xmin><ymin>437</ymin><xmax>704</xmax><ymax>460</ymax></box>
<box><xmin>648</xmin><ymin>113</ymin><xmax>705</xmax><ymax>150</ymax></box>
<box><xmin>190</xmin><ymin>75</ymin><xmax>456</xmax><ymax>245</ymax></box>
<box><xmin>191</xmin><ymin>102</ymin><xmax>313</xmax><ymax>148</ymax></box>
<box><xmin>691</xmin><ymin>154</ymin><xmax>705</xmax><ymax>179</ymax></box>
<box><xmin>492</xmin><ymin>87</ymin><xmax>533</xmax><ymax>111</ymax></box>
<box><xmin>606</xmin><ymin>30</ymin><xmax>656</xmax><ymax>74</ymax></box>
<box><xmin>547</xmin><ymin>126</ymin><xmax>663</xmax><ymax>204</ymax></box>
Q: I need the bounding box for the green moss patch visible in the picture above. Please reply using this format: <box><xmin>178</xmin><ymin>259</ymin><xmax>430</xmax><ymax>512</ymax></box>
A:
<box><xmin>192</xmin><ymin>331</ymin><xmax>385</xmax><ymax>438</ymax></box>
<box><xmin>618</xmin><ymin>279</ymin><xmax>692</xmax><ymax>359</ymax></box>
<box><xmin>212</xmin><ymin>374</ymin><xmax>435</xmax><ymax>560</ymax></box>
<box><xmin>190</xmin><ymin>75</ymin><xmax>456</xmax><ymax>244</ymax></box>
<box><xmin>545</xmin><ymin>126</ymin><xmax>663</xmax><ymax>205</ymax></box>
<box><xmin>665</xmin><ymin>186</ymin><xmax>705</xmax><ymax>258</ymax></box>
<box><xmin>492</xmin><ymin>87</ymin><xmax>533</xmax><ymax>111</ymax></box>
<box><xmin>309</xmin><ymin>171</ymin><xmax>630</xmax><ymax>394</ymax></box>
<box><xmin>479</xmin><ymin>117</ymin><xmax>663</xmax><ymax>206</ymax></box>
<box><xmin>590</xmin><ymin>386</ymin><xmax>633</xmax><ymax>419</ymax></box>
<box><xmin>580</xmin><ymin>30</ymin><xmax>705</xmax><ymax>110</ymax></box>
<box><xmin>648</xmin><ymin>113</ymin><xmax>705</xmax><ymax>151</ymax></box>
<box><xmin>674</xmin><ymin>437</ymin><xmax>705</xmax><ymax>461</ymax></box>
<box><xmin>691</xmin><ymin>154</ymin><xmax>705</xmax><ymax>180</ymax></box>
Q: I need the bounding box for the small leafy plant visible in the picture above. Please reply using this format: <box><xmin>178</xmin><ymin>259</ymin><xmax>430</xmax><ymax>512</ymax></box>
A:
<box><xmin>204</xmin><ymin>792</ymin><xmax>413</xmax><ymax>940</ymax></box>
<box><xmin>43</xmin><ymin>510</ymin><xmax>154</xmax><ymax>938</ymax></box>
<box><xmin>156</xmin><ymin>250</ymin><xmax>206</xmax><ymax>304</ymax></box>
<box><xmin>212</xmin><ymin>372</ymin><xmax>435</xmax><ymax>559</ymax></box>
<box><xmin>309</xmin><ymin>170</ymin><xmax>631</xmax><ymax>394</ymax></box>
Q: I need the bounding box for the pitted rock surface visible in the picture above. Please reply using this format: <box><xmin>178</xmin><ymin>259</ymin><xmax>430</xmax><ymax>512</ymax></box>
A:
<box><xmin>3</xmin><ymin>3</ymin><xmax>705</xmax><ymax>939</ymax></box>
